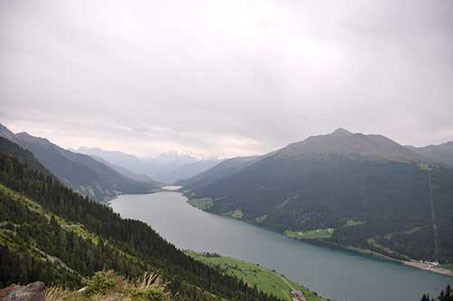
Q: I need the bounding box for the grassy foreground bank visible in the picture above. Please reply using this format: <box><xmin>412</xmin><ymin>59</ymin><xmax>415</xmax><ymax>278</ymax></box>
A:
<box><xmin>186</xmin><ymin>251</ymin><xmax>327</xmax><ymax>301</ymax></box>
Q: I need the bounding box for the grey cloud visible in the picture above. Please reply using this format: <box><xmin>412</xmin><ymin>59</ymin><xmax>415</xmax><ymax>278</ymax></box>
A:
<box><xmin>1</xmin><ymin>0</ymin><xmax>452</xmax><ymax>156</ymax></box>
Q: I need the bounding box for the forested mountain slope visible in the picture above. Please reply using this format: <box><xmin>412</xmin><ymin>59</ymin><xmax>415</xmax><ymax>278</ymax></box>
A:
<box><xmin>0</xmin><ymin>138</ymin><xmax>280</xmax><ymax>301</ymax></box>
<box><xmin>0</xmin><ymin>137</ymin><xmax>49</xmax><ymax>174</ymax></box>
<box><xmin>0</xmin><ymin>124</ymin><xmax>160</xmax><ymax>202</ymax></box>
<box><xmin>182</xmin><ymin>129</ymin><xmax>453</xmax><ymax>264</ymax></box>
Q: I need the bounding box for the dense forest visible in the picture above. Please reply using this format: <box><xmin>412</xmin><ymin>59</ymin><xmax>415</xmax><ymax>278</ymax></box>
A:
<box><xmin>181</xmin><ymin>130</ymin><xmax>453</xmax><ymax>264</ymax></box>
<box><xmin>187</xmin><ymin>154</ymin><xmax>453</xmax><ymax>263</ymax></box>
<box><xmin>0</xmin><ymin>137</ymin><xmax>280</xmax><ymax>301</ymax></box>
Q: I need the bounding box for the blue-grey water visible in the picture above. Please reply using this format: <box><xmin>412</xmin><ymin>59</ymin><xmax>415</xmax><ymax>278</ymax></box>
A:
<box><xmin>110</xmin><ymin>192</ymin><xmax>452</xmax><ymax>301</ymax></box>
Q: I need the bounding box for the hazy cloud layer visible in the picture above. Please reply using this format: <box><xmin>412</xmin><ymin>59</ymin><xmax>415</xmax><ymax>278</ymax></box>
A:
<box><xmin>1</xmin><ymin>0</ymin><xmax>452</xmax><ymax>157</ymax></box>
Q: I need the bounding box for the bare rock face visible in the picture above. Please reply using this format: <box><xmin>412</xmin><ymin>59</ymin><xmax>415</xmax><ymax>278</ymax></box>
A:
<box><xmin>0</xmin><ymin>282</ymin><xmax>45</xmax><ymax>301</ymax></box>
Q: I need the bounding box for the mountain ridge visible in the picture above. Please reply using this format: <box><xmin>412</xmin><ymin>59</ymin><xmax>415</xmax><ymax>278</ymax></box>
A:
<box><xmin>180</xmin><ymin>128</ymin><xmax>453</xmax><ymax>264</ymax></box>
<box><xmin>78</xmin><ymin>146</ymin><xmax>222</xmax><ymax>183</ymax></box>
<box><xmin>274</xmin><ymin>128</ymin><xmax>426</xmax><ymax>162</ymax></box>
<box><xmin>412</xmin><ymin>141</ymin><xmax>453</xmax><ymax>167</ymax></box>
<box><xmin>0</xmin><ymin>124</ymin><xmax>159</xmax><ymax>202</ymax></box>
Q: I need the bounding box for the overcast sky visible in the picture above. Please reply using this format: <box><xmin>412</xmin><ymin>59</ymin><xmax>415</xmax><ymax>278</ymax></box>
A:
<box><xmin>1</xmin><ymin>0</ymin><xmax>452</xmax><ymax>157</ymax></box>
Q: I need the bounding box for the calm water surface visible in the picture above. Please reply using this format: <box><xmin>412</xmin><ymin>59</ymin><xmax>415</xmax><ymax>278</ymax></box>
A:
<box><xmin>110</xmin><ymin>192</ymin><xmax>452</xmax><ymax>301</ymax></box>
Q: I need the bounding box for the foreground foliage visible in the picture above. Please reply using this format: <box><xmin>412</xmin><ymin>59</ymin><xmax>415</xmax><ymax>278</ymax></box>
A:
<box><xmin>45</xmin><ymin>270</ymin><xmax>171</xmax><ymax>301</ymax></box>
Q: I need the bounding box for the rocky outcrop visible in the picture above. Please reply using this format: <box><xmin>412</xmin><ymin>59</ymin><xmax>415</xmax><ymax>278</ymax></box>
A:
<box><xmin>0</xmin><ymin>282</ymin><xmax>45</xmax><ymax>301</ymax></box>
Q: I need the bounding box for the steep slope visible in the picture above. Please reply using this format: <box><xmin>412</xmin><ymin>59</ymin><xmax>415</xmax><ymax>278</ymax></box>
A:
<box><xmin>0</xmin><ymin>137</ymin><xmax>49</xmax><ymax>174</ymax></box>
<box><xmin>0</xmin><ymin>124</ymin><xmax>20</xmax><ymax>144</ymax></box>
<box><xmin>182</xmin><ymin>129</ymin><xmax>453</xmax><ymax>264</ymax></box>
<box><xmin>0</xmin><ymin>138</ymin><xmax>280</xmax><ymax>301</ymax></box>
<box><xmin>0</xmin><ymin>124</ymin><xmax>159</xmax><ymax>201</ymax></box>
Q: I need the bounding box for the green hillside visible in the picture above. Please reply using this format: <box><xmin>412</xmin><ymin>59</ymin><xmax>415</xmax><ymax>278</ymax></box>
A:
<box><xmin>186</xmin><ymin>251</ymin><xmax>326</xmax><ymax>301</ymax></box>
<box><xmin>0</xmin><ymin>138</ymin><xmax>280</xmax><ymax>301</ymax></box>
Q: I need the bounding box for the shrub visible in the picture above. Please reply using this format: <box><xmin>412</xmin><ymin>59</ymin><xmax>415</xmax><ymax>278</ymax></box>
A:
<box><xmin>85</xmin><ymin>270</ymin><xmax>118</xmax><ymax>296</ymax></box>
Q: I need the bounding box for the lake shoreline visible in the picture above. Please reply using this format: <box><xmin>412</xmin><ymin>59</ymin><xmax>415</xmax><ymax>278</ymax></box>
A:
<box><xmin>294</xmin><ymin>239</ymin><xmax>453</xmax><ymax>278</ymax></box>
<box><xmin>403</xmin><ymin>261</ymin><xmax>453</xmax><ymax>277</ymax></box>
<box><xmin>111</xmin><ymin>192</ymin><xmax>453</xmax><ymax>301</ymax></box>
<box><xmin>183</xmin><ymin>194</ymin><xmax>453</xmax><ymax>278</ymax></box>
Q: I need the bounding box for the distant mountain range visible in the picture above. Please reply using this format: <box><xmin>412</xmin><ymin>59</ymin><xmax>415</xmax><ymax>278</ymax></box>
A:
<box><xmin>0</xmin><ymin>124</ymin><xmax>160</xmax><ymax>202</ymax></box>
<box><xmin>88</xmin><ymin>154</ymin><xmax>156</xmax><ymax>183</ymax></box>
<box><xmin>179</xmin><ymin>128</ymin><xmax>453</xmax><ymax>264</ymax></box>
<box><xmin>77</xmin><ymin>147</ymin><xmax>221</xmax><ymax>183</ymax></box>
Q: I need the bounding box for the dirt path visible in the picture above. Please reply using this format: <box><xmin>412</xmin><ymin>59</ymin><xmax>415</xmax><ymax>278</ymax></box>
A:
<box><xmin>276</xmin><ymin>274</ymin><xmax>306</xmax><ymax>301</ymax></box>
<box><xmin>427</xmin><ymin>170</ymin><xmax>439</xmax><ymax>262</ymax></box>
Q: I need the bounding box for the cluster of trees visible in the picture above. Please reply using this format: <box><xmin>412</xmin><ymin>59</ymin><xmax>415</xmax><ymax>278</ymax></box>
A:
<box><xmin>0</xmin><ymin>244</ymin><xmax>81</xmax><ymax>288</ymax></box>
<box><xmin>0</xmin><ymin>138</ymin><xmax>281</xmax><ymax>301</ymax></box>
<box><xmin>421</xmin><ymin>285</ymin><xmax>453</xmax><ymax>301</ymax></box>
<box><xmin>0</xmin><ymin>192</ymin><xmax>149</xmax><ymax>287</ymax></box>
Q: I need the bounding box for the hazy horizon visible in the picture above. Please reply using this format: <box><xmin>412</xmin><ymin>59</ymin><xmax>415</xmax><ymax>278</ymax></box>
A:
<box><xmin>1</xmin><ymin>0</ymin><xmax>452</xmax><ymax>157</ymax></box>
<box><xmin>3</xmin><ymin>124</ymin><xmax>453</xmax><ymax>160</ymax></box>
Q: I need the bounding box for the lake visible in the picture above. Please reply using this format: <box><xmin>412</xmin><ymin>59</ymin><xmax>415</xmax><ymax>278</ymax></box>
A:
<box><xmin>110</xmin><ymin>191</ymin><xmax>452</xmax><ymax>301</ymax></box>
